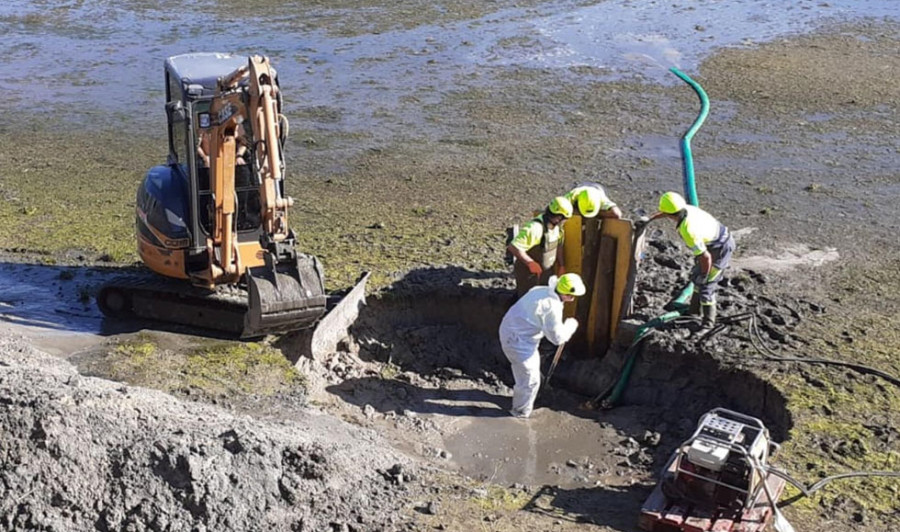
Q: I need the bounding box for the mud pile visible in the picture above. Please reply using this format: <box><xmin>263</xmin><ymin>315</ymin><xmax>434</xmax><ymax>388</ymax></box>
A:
<box><xmin>0</xmin><ymin>336</ymin><xmax>420</xmax><ymax>532</ymax></box>
<box><xmin>599</xmin><ymin>227</ymin><xmax>811</xmax><ymax>437</ymax></box>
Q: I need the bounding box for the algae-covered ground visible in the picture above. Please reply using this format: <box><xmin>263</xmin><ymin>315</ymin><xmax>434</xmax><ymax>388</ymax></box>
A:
<box><xmin>0</xmin><ymin>1</ymin><xmax>898</xmax><ymax>529</ymax></box>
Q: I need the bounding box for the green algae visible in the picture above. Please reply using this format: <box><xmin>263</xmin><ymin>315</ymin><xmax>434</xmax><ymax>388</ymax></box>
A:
<box><xmin>87</xmin><ymin>335</ymin><xmax>304</xmax><ymax>400</ymax></box>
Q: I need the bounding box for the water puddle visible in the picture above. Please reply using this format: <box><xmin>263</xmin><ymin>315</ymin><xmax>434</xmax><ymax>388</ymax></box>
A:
<box><xmin>0</xmin><ymin>262</ymin><xmax>107</xmax><ymax>354</ymax></box>
<box><xmin>440</xmin><ymin>403</ymin><xmax>654</xmax><ymax>488</ymax></box>
<box><xmin>0</xmin><ymin>262</ymin><xmax>163</xmax><ymax>356</ymax></box>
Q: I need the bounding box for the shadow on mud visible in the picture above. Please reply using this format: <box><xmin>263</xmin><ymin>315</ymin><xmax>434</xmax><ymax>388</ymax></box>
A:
<box><xmin>523</xmin><ymin>484</ymin><xmax>652</xmax><ymax>529</ymax></box>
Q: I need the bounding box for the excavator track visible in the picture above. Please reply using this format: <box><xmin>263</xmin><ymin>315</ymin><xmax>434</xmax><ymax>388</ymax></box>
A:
<box><xmin>97</xmin><ymin>271</ymin><xmax>370</xmax><ymax>346</ymax></box>
<box><xmin>98</xmin><ymin>273</ymin><xmax>257</xmax><ymax>336</ymax></box>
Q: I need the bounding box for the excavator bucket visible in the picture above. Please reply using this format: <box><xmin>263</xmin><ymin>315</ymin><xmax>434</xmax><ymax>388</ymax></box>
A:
<box><xmin>245</xmin><ymin>254</ymin><xmax>371</xmax><ymax>358</ymax></box>
<box><xmin>245</xmin><ymin>253</ymin><xmax>328</xmax><ymax>338</ymax></box>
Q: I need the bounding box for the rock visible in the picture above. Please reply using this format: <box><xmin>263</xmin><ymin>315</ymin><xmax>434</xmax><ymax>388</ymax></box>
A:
<box><xmin>642</xmin><ymin>430</ymin><xmax>662</xmax><ymax>447</ymax></box>
<box><xmin>628</xmin><ymin>450</ymin><xmax>654</xmax><ymax>466</ymax></box>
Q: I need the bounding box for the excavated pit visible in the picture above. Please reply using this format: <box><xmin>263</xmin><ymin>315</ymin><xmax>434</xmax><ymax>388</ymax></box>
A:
<box><xmin>0</xmin><ymin>238</ymin><xmax>799</xmax><ymax>493</ymax></box>
<box><xmin>318</xmin><ymin>238</ymin><xmax>798</xmax><ymax>489</ymax></box>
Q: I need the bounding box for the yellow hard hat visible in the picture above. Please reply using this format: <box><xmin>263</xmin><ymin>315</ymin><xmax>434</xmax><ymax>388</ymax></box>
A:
<box><xmin>548</xmin><ymin>196</ymin><xmax>573</xmax><ymax>218</ymax></box>
<box><xmin>659</xmin><ymin>191</ymin><xmax>687</xmax><ymax>214</ymax></box>
<box><xmin>556</xmin><ymin>273</ymin><xmax>586</xmax><ymax>296</ymax></box>
<box><xmin>576</xmin><ymin>188</ymin><xmax>601</xmax><ymax>218</ymax></box>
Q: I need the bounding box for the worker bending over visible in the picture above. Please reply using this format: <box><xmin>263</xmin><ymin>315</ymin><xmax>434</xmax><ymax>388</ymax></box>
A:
<box><xmin>647</xmin><ymin>192</ymin><xmax>735</xmax><ymax>331</ymax></box>
<box><xmin>507</xmin><ymin>197</ymin><xmax>573</xmax><ymax>298</ymax></box>
<box><xmin>565</xmin><ymin>182</ymin><xmax>623</xmax><ymax>220</ymax></box>
<box><xmin>499</xmin><ymin>273</ymin><xmax>586</xmax><ymax>418</ymax></box>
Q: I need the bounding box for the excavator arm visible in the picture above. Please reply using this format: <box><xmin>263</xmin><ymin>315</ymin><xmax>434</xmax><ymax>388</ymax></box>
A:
<box><xmin>201</xmin><ymin>56</ymin><xmax>332</xmax><ymax>335</ymax></box>
<box><xmin>203</xmin><ymin>56</ymin><xmax>292</xmax><ymax>285</ymax></box>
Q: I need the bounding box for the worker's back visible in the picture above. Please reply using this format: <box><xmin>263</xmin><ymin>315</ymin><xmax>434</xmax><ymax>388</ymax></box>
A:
<box><xmin>500</xmin><ymin>284</ymin><xmax>558</xmax><ymax>343</ymax></box>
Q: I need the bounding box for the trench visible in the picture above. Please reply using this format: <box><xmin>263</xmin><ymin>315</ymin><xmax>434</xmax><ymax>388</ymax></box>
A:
<box><xmin>326</xmin><ymin>266</ymin><xmax>793</xmax><ymax>489</ymax></box>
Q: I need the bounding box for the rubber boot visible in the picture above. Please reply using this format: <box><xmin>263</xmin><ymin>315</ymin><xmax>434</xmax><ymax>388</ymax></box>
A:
<box><xmin>689</xmin><ymin>291</ymin><xmax>701</xmax><ymax>316</ymax></box>
<box><xmin>700</xmin><ymin>303</ymin><xmax>717</xmax><ymax>331</ymax></box>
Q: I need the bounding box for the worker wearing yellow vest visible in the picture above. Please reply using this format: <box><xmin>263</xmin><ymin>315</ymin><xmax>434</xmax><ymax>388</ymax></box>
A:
<box><xmin>646</xmin><ymin>192</ymin><xmax>735</xmax><ymax>331</ymax></box>
<box><xmin>507</xmin><ymin>196</ymin><xmax>573</xmax><ymax>298</ymax></box>
<box><xmin>564</xmin><ymin>183</ymin><xmax>623</xmax><ymax>220</ymax></box>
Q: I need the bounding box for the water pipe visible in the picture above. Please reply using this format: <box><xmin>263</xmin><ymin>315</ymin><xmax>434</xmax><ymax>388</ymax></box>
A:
<box><xmin>598</xmin><ymin>70</ymin><xmax>711</xmax><ymax>408</ymax></box>
<box><xmin>669</xmin><ymin>67</ymin><xmax>709</xmax><ymax>208</ymax></box>
<box><xmin>602</xmin><ymin>286</ymin><xmax>693</xmax><ymax>407</ymax></box>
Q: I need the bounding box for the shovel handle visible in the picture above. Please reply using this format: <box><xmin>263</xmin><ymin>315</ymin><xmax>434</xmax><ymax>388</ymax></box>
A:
<box><xmin>544</xmin><ymin>341</ymin><xmax>566</xmax><ymax>385</ymax></box>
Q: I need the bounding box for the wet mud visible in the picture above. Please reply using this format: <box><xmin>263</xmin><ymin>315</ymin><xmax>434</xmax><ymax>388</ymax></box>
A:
<box><xmin>0</xmin><ymin>0</ymin><xmax>898</xmax><ymax>530</ymax></box>
<box><xmin>299</xmin><ymin>230</ymin><xmax>799</xmax><ymax>488</ymax></box>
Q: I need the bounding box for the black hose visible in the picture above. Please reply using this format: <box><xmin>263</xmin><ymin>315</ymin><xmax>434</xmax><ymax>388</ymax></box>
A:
<box><xmin>740</xmin><ymin>313</ymin><xmax>900</xmax><ymax>388</ymax></box>
<box><xmin>766</xmin><ymin>465</ymin><xmax>900</xmax><ymax>500</ymax></box>
<box><xmin>714</xmin><ymin>312</ymin><xmax>900</xmax><ymax>504</ymax></box>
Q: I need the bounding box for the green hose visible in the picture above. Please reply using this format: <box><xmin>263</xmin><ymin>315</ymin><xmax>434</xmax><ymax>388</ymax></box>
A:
<box><xmin>599</xmin><ymin>69</ymin><xmax>711</xmax><ymax>407</ymax></box>
<box><xmin>603</xmin><ymin>287</ymin><xmax>693</xmax><ymax>406</ymax></box>
<box><xmin>669</xmin><ymin>67</ymin><xmax>709</xmax><ymax>208</ymax></box>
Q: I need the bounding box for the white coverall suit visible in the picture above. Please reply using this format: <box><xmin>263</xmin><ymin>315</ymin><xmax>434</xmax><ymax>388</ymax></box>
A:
<box><xmin>498</xmin><ymin>276</ymin><xmax>578</xmax><ymax>418</ymax></box>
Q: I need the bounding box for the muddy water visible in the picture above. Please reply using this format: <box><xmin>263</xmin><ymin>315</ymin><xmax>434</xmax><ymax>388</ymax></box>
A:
<box><xmin>441</xmin><ymin>403</ymin><xmax>656</xmax><ymax>488</ymax></box>
<box><xmin>0</xmin><ymin>0</ymin><xmax>893</xmax><ymax>140</ymax></box>
<box><xmin>0</xmin><ymin>263</ymin><xmax>108</xmax><ymax>355</ymax></box>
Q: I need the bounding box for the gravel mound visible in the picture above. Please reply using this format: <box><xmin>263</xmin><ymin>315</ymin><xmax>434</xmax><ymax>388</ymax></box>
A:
<box><xmin>0</xmin><ymin>336</ymin><xmax>418</xmax><ymax>532</ymax></box>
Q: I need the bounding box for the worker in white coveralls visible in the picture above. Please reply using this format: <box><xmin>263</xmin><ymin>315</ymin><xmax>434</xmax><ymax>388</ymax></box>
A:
<box><xmin>498</xmin><ymin>273</ymin><xmax>586</xmax><ymax>418</ymax></box>
<box><xmin>645</xmin><ymin>191</ymin><xmax>735</xmax><ymax>332</ymax></box>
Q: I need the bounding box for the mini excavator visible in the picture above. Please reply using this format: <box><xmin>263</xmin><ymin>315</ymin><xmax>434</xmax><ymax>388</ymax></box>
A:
<box><xmin>98</xmin><ymin>53</ymin><xmax>367</xmax><ymax>344</ymax></box>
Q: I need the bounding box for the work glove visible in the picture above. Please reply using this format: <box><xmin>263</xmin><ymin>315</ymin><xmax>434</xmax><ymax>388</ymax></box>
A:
<box><xmin>527</xmin><ymin>261</ymin><xmax>543</xmax><ymax>276</ymax></box>
<box><xmin>563</xmin><ymin>317</ymin><xmax>579</xmax><ymax>335</ymax></box>
<box><xmin>634</xmin><ymin>215</ymin><xmax>650</xmax><ymax>231</ymax></box>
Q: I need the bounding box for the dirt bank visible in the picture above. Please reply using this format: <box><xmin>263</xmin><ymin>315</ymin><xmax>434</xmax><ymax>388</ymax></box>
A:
<box><xmin>0</xmin><ymin>335</ymin><xmax>422</xmax><ymax>531</ymax></box>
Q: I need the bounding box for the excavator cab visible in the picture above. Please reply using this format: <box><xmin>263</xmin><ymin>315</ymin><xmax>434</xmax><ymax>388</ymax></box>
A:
<box><xmin>99</xmin><ymin>53</ymin><xmax>367</xmax><ymax>344</ymax></box>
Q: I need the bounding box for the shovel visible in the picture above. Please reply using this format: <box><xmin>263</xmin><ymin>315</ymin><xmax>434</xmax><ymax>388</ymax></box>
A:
<box><xmin>540</xmin><ymin>341</ymin><xmax>566</xmax><ymax>394</ymax></box>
